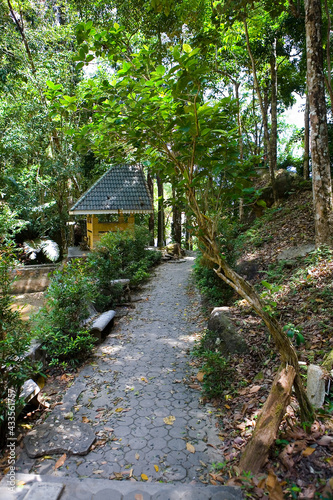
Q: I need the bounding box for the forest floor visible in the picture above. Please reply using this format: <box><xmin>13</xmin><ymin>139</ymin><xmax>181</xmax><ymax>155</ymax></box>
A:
<box><xmin>3</xmin><ymin>187</ymin><xmax>333</xmax><ymax>499</ymax></box>
<box><xmin>191</xmin><ymin>188</ymin><xmax>333</xmax><ymax>499</ymax></box>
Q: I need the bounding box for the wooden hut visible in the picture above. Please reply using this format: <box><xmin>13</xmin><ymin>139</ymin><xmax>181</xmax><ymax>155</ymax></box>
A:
<box><xmin>69</xmin><ymin>165</ymin><xmax>153</xmax><ymax>249</ymax></box>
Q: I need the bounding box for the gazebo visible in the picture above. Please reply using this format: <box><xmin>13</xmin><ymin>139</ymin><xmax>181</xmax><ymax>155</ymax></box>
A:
<box><xmin>69</xmin><ymin>164</ymin><xmax>153</xmax><ymax>249</ymax></box>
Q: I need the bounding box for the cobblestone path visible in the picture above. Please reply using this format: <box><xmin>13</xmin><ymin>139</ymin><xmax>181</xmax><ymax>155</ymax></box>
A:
<box><xmin>16</xmin><ymin>257</ymin><xmax>224</xmax><ymax>484</ymax></box>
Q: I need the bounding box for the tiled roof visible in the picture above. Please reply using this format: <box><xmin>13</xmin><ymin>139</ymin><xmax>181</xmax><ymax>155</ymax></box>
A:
<box><xmin>69</xmin><ymin>165</ymin><xmax>153</xmax><ymax>214</ymax></box>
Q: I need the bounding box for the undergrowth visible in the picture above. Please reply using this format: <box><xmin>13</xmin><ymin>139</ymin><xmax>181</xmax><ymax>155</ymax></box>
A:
<box><xmin>33</xmin><ymin>227</ymin><xmax>161</xmax><ymax>368</ymax></box>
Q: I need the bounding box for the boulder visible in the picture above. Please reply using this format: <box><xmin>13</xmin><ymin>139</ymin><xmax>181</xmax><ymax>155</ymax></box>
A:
<box><xmin>277</xmin><ymin>243</ymin><xmax>315</xmax><ymax>261</ymax></box>
<box><xmin>207</xmin><ymin>308</ymin><xmax>247</xmax><ymax>355</ymax></box>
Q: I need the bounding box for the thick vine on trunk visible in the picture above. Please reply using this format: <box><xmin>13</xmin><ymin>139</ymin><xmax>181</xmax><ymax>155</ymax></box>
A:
<box><xmin>185</xmin><ymin>187</ymin><xmax>314</xmax><ymax>423</ymax></box>
<box><xmin>239</xmin><ymin>365</ymin><xmax>296</xmax><ymax>473</ymax></box>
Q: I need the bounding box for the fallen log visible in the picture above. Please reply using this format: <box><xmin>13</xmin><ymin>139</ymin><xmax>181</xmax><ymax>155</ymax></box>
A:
<box><xmin>239</xmin><ymin>365</ymin><xmax>296</xmax><ymax>474</ymax></box>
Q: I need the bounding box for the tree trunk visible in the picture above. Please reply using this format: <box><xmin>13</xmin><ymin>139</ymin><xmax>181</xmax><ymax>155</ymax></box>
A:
<box><xmin>239</xmin><ymin>365</ymin><xmax>296</xmax><ymax>474</ymax></box>
<box><xmin>184</xmin><ymin>213</ymin><xmax>193</xmax><ymax>250</ymax></box>
<box><xmin>304</xmin><ymin>92</ymin><xmax>310</xmax><ymax>180</ymax></box>
<box><xmin>324</xmin><ymin>0</ymin><xmax>333</xmax><ymax>115</ymax></box>
<box><xmin>235</xmin><ymin>81</ymin><xmax>245</xmax><ymax>221</ymax></box>
<box><xmin>147</xmin><ymin>172</ymin><xmax>155</xmax><ymax>246</ymax></box>
<box><xmin>172</xmin><ymin>187</ymin><xmax>182</xmax><ymax>245</ymax></box>
<box><xmin>270</xmin><ymin>39</ymin><xmax>278</xmax><ymax>177</ymax></box>
<box><xmin>244</xmin><ymin>19</ymin><xmax>276</xmax><ymax>201</ymax></box>
<box><xmin>156</xmin><ymin>174</ymin><xmax>165</xmax><ymax>247</ymax></box>
<box><xmin>305</xmin><ymin>0</ymin><xmax>333</xmax><ymax>246</ymax></box>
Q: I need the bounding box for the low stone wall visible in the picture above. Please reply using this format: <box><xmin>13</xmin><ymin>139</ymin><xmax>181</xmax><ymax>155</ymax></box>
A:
<box><xmin>11</xmin><ymin>264</ymin><xmax>58</xmax><ymax>294</ymax></box>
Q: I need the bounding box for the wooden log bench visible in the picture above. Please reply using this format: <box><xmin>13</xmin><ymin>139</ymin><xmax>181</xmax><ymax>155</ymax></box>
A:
<box><xmin>83</xmin><ymin>304</ymin><xmax>116</xmax><ymax>343</ymax></box>
<box><xmin>82</xmin><ymin>280</ymin><xmax>130</xmax><ymax>341</ymax></box>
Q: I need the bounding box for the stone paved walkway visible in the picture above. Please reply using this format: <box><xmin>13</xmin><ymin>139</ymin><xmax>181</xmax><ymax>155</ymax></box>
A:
<box><xmin>14</xmin><ymin>257</ymin><xmax>240</xmax><ymax>496</ymax></box>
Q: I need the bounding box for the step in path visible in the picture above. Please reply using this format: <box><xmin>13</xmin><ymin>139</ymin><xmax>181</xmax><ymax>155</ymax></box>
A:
<box><xmin>2</xmin><ymin>256</ymin><xmax>242</xmax><ymax>499</ymax></box>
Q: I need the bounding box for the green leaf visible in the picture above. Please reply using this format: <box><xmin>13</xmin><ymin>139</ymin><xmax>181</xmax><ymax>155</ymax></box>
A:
<box><xmin>156</xmin><ymin>65</ymin><xmax>166</xmax><ymax>76</ymax></box>
<box><xmin>242</xmin><ymin>187</ymin><xmax>255</xmax><ymax>194</ymax></box>
<box><xmin>76</xmin><ymin>62</ymin><xmax>84</xmax><ymax>70</ymax></box>
<box><xmin>296</xmin><ymin>333</ymin><xmax>305</xmax><ymax>345</ymax></box>
<box><xmin>183</xmin><ymin>43</ymin><xmax>192</xmax><ymax>53</ymax></box>
<box><xmin>85</xmin><ymin>20</ymin><xmax>93</xmax><ymax>30</ymax></box>
<box><xmin>256</xmin><ymin>200</ymin><xmax>267</xmax><ymax>207</ymax></box>
<box><xmin>114</xmin><ymin>22</ymin><xmax>120</xmax><ymax>29</ymax></box>
<box><xmin>62</xmin><ymin>95</ymin><xmax>76</xmax><ymax>103</ymax></box>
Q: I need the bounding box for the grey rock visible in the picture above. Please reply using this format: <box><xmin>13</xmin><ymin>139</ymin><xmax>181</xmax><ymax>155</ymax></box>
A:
<box><xmin>277</xmin><ymin>243</ymin><xmax>315</xmax><ymax>261</ymax></box>
<box><xmin>24</xmin><ymin>420</ymin><xmax>96</xmax><ymax>458</ymax></box>
<box><xmin>208</xmin><ymin>309</ymin><xmax>247</xmax><ymax>355</ymax></box>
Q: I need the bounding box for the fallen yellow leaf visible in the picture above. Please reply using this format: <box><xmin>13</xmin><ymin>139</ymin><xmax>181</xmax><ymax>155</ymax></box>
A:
<box><xmin>197</xmin><ymin>371</ymin><xmax>204</xmax><ymax>382</ymax></box>
<box><xmin>135</xmin><ymin>453</ymin><xmax>140</xmax><ymax>460</ymax></box>
<box><xmin>302</xmin><ymin>447</ymin><xmax>316</xmax><ymax>457</ymax></box>
<box><xmin>186</xmin><ymin>442</ymin><xmax>196</xmax><ymax>453</ymax></box>
<box><xmin>82</xmin><ymin>416</ymin><xmax>90</xmax><ymax>423</ymax></box>
<box><xmin>163</xmin><ymin>416</ymin><xmax>176</xmax><ymax>425</ymax></box>
<box><xmin>154</xmin><ymin>465</ymin><xmax>159</xmax><ymax>472</ymax></box>
<box><xmin>141</xmin><ymin>473</ymin><xmax>149</xmax><ymax>481</ymax></box>
<box><xmin>115</xmin><ymin>408</ymin><xmax>124</xmax><ymax>412</ymax></box>
<box><xmin>141</xmin><ymin>377</ymin><xmax>148</xmax><ymax>383</ymax></box>
<box><xmin>54</xmin><ymin>453</ymin><xmax>66</xmax><ymax>470</ymax></box>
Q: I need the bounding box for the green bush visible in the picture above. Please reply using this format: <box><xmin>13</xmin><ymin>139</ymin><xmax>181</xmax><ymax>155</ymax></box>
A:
<box><xmin>91</xmin><ymin>227</ymin><xmax>161</xmax><ymax>292</ymax></box>
<box><xmin>193</xmin><ymin>254</ymin><xmax>234</xmax><ymax>306</ymax></box>
<box><xmin>193</xmin><ymin>330</ymin><xmax>233</xmax><ymax>398</ymax></box>
<box><xmin>34</xmin><ymin>228</ymin><xmax>161</xmax><ymax>368</ymax></box>
<box><xmin>0</xmin><ymin>252</ymin><xmax>37</xmax><ymax>446</ymax></box>
<box><xmin>34</xmin><ymin>259</ymin><xmax>98</xmax><ymax>367</ymax></box>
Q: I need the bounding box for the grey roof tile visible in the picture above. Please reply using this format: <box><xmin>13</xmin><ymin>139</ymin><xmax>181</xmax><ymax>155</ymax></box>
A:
<box><xmin>69</xmin><ymin>165</ymin><xmax>153</xmax><ymax>214</ymax></box>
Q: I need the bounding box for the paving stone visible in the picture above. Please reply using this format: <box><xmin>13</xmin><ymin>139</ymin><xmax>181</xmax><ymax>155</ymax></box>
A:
<box><xmin>117</xmin><ymin>417</ymin><xmax>134</xmax><ymax>427</ymax></box>
<box><xmin>148</xmin><ymin>437</ymin><xmax>170</xmax><ymax>450</ymax></box>
<box><xmin>22</xmin><ymin>482</ymin><xmax>64</xmax><ymax>500</ymax></box>
<box><xmin>163</xmin><ymin>465</ymin><xmax>187</xmax><ymax>481</ymax></box>
<box><xmin>123</xmin><ymin>491</ymin><xmax>151</xmax><ymax>500</ymax></box>
<box><xmin>129</xmin><ymin>437</ymin><xmax>148</xmax><ymax>450</ymax></box>
<box><xmin>92</xmin><ymin>488</ymin><xmax>122</xmax><ymax>500</ymax></box>
<box><xmin>152</xmin><ymin>488</ymin><xmax>211</xmax><ymax>500</ymax></box>
<box><xmin>76</xmin><ymin>461</ymin><xmax>96</xmax><ymax>476</ymax></box>
<box><xmin>115</xmin><ymin>426</ymin><xmax>133</xmax><ymax>437</ymax></box>
<box><xmin>130</xmin><ymin>426</ymin><xmax>151</xmax><ymax>438</ymax></box>
<box><xmin>168</xmin><ymin>438</ymin><xmax>186</xmax><ymax>452</ymax></box>
<box><xmin>188</xmin><ymin>428</ymin><xmax>206</xmax><ymax>440</ymax></box>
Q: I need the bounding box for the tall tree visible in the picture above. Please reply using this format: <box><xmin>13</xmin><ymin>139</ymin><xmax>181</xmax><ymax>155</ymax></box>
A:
<box><xmin>305</xmin><ymin>0</ymin><xmax>333</xmax><ymax>245</ymax></box>
<box><xmin>69</xmin><ymin>23</ymin><xmax>313</xmax><ymax>423</ymax></box>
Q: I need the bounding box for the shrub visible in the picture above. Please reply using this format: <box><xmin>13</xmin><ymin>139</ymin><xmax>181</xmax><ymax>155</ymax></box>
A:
<box><xmin>0</xmin><ymin>252</ymin><xmax>37</xmax><ymax>446</ymax></box>
<box><xmin>34</xmin><ymin>259</ymin><xmax>98</xmax><ymax>367</ymax></box>
<box><xmin>34</xmin><ymin>228</ymin><xmax>161</xmax><ymax>367</ymax></box>
<box><xmin>193</xmin><ymin>253</ymin><xmax>233</xmax><ymax>306</ymax></box>
<box><xmin>193</xmin><ymin>330</ymin><xmax>233</xmax><ymax>398</ymax></box>
<box><xmin>91</xmin><ymin>227</ymin><xmax>161</xmax><ymax>293</ymax></box>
